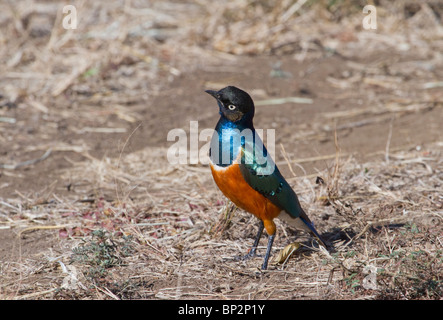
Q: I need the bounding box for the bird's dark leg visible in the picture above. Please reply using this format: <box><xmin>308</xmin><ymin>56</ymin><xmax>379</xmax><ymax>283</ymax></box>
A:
<box><xmin>261</xmin><ymin>234</ymin><xmax>275</xmax><ymax>270</ymax></box>
<box><xmin>247</xmin><ymin>221</ymin><xmax>264</xmax><ymax>257</ymax></box>
<box><xmin>237</xmin><ymin>221</ymin><xmax>264</xmax><ymax>261</ymax></box>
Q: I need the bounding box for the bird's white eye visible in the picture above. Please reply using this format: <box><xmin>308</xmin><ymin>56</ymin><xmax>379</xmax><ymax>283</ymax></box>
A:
<box><xmin>228</xmin><ymin>104</ymin><xmax>236</xmax><ymax>111</ymax></box>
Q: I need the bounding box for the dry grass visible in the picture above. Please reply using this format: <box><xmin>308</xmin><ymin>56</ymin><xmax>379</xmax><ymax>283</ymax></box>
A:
<box><xmin>1</xmin><ymin>141</ymin><xmax>441</xmax><ymax>299</ymax></box>
<box><xmin>1</xmin><ymin>0</ymin><xmax>442</xmax><ymax>300</ymax></box>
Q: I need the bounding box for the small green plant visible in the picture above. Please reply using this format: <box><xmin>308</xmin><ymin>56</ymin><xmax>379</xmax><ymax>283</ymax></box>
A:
<box><xmin>82</xmin><ymin>67</ymin><xmax>99</xmax><ymax>78</ymax></box>
<box><xmin>71</xmin><ymin>229</ymin><xmax>134</xmax><ymax>283</ymax></box>
<box><xmin>344</xmin><ymin>273</ymin><xmax>361</xmax><ymax>294</ymax></box>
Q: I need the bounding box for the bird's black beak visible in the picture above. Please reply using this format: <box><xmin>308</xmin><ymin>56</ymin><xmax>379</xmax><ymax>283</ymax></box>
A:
<box><xmin>205</xmin><ymin>90</ymin><xmax>220</xmax><ymax>100</ymax></box>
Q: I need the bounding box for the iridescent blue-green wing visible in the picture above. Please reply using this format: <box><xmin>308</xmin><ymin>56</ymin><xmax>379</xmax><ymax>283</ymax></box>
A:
<box><xmin>238</xmin><ymin>137</ymin><xmax>326</xmax><ymax>246</ymax></box>
<box><xmin>238</xmin><ymin>142</ymin><xmax>304</xmax><ymax>219</ymax></box>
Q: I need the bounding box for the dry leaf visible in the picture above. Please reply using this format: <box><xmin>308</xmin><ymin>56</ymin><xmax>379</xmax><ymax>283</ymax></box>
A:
<box><xmin>272</xmin><ymin>242</ymin><xmax>301</xmax><ymax>265</ymax></box>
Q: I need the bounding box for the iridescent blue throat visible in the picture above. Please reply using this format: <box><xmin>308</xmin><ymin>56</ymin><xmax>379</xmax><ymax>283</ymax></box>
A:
<box><xmin>210</xmin><ymin>114</ymin><xmax>257</xmax><ymax>167</ymax></box>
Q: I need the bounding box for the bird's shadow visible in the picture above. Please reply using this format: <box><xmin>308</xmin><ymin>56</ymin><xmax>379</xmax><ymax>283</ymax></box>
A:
<box><xmin>220</xmin><ymin>223</ymin><xmax>407</xmax><ymax>272</ymax></box>
<box><xmin>311</xmin><ymin>222</ymin><xmax>407</xmax><ymax>254</ymax></box>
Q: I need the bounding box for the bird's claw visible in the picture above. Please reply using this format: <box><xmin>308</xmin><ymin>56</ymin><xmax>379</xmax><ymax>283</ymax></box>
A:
<box><xmin>235</xmin><ymin>248</ymin><xmax>263</xmax><ymax>261</ymax></box>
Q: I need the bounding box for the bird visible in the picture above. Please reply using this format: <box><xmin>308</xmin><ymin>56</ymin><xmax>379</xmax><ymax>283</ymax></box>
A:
<box><xmin>206</xmin><ymin>86</ymin><xmax>326</xmax><ymax>270</ymax></box>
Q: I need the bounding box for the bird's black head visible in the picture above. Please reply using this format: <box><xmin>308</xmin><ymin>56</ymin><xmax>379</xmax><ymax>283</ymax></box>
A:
<box><xmin>205</xmin><ymin>86</ymin><xmax>255</xmax><ymax>123</ymax></box>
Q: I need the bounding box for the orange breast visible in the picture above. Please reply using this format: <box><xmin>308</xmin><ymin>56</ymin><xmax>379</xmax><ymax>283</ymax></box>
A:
<box><xmin>210</xmin><ymin>163</ymin><xmax>281</xmax><ymax>235</ymax></box>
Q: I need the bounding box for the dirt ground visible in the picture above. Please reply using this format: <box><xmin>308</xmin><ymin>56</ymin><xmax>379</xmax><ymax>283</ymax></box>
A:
<box><xmin>0</xmin><ymin>1</ymin><xmax>442</xmax><ymax>299</ymax></box>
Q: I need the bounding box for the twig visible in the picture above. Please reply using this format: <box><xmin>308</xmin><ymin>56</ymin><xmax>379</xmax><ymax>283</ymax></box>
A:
<box><xmin>122</xmin><ymin>44</ymin><xmax>180</xmax><ymax>76</ymax></box>
<box><xmin>77</xmin><ymin>127</ymin><xmax>127</xmax><ymax>133</ymax></box>
<box><xmin>0</xmin><ymin>117</ymin><xmax>16</xmax><ymax>123</ymax></box>
<box><xmin>344</xmin><ymin>217</ymin><xmax>410</xmax><ymax>248</ymax></box>
<box><xmin>0</xmin><ymin>149</ymin><xmax>52</xmax><ymax>170</ymax></box>
<box><xmin>51</xmin><ymin>58</ymin><xmax>95</xmax><ymax>97</ymax></box>
<box><xmin>14</xmin><ymin>288</ymin><xmax>57</xmax><ymax>300</ymax></box>
<box><xmin>323</xmin><ymin>115</ymin><xmax>394</xmax><ymax>132</ymax></box>
<box><xmin>280</xmin><ymin>143</ymin><xmax>297</xmax><ymax>177</ymax></box>
<box><xmin>26</xmin><ymin>98</ymin><xmax>49</xmax><ymax>113</ymax></box>
<box><xmin>96</xmin><ymin>286</ymin><xmax>120</xmax><ymax>300</ymax></box>
<box><xmin>0</xmin><ymin>200</ymin><xmax>20</xmax><ymax>212</ymax></box>
<box><xmin>423</xmin><ymin>81</ymin><xmax>443</xmax><ymax>89</ymax></box>
<box><xmin>280</xmin><ymin>0</ymin><xmax>308</xmax><ymax>23</ymax></box>
<box><xmin>276</xmin><ymin>152</ymin><xmax>349</xmax><ymax>166</ymax></box>
<box><xmin>332</xmin><ymin>127</ymin><xmax>341</xmax><ymax>193</ymax></box>
<box><xmin>255</xmin><ymin>97</ymin><xmax>313</xmax><ymax>106</ymax></box>
<box><xmin>385</xmin><ymin>117</ymin><xmax>394</xmax><ymax>164</ymax></box>
<box><xmin>18</xmin><ymin>224</ymin><xmax>72</xmax><ymax>238</ymax></box>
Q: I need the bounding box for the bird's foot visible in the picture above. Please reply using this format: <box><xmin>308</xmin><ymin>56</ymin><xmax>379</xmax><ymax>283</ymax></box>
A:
<box><xmin>235</xmin><ymin>248</ymin><xmax>263</xmax><ymax>261</ymax></box>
